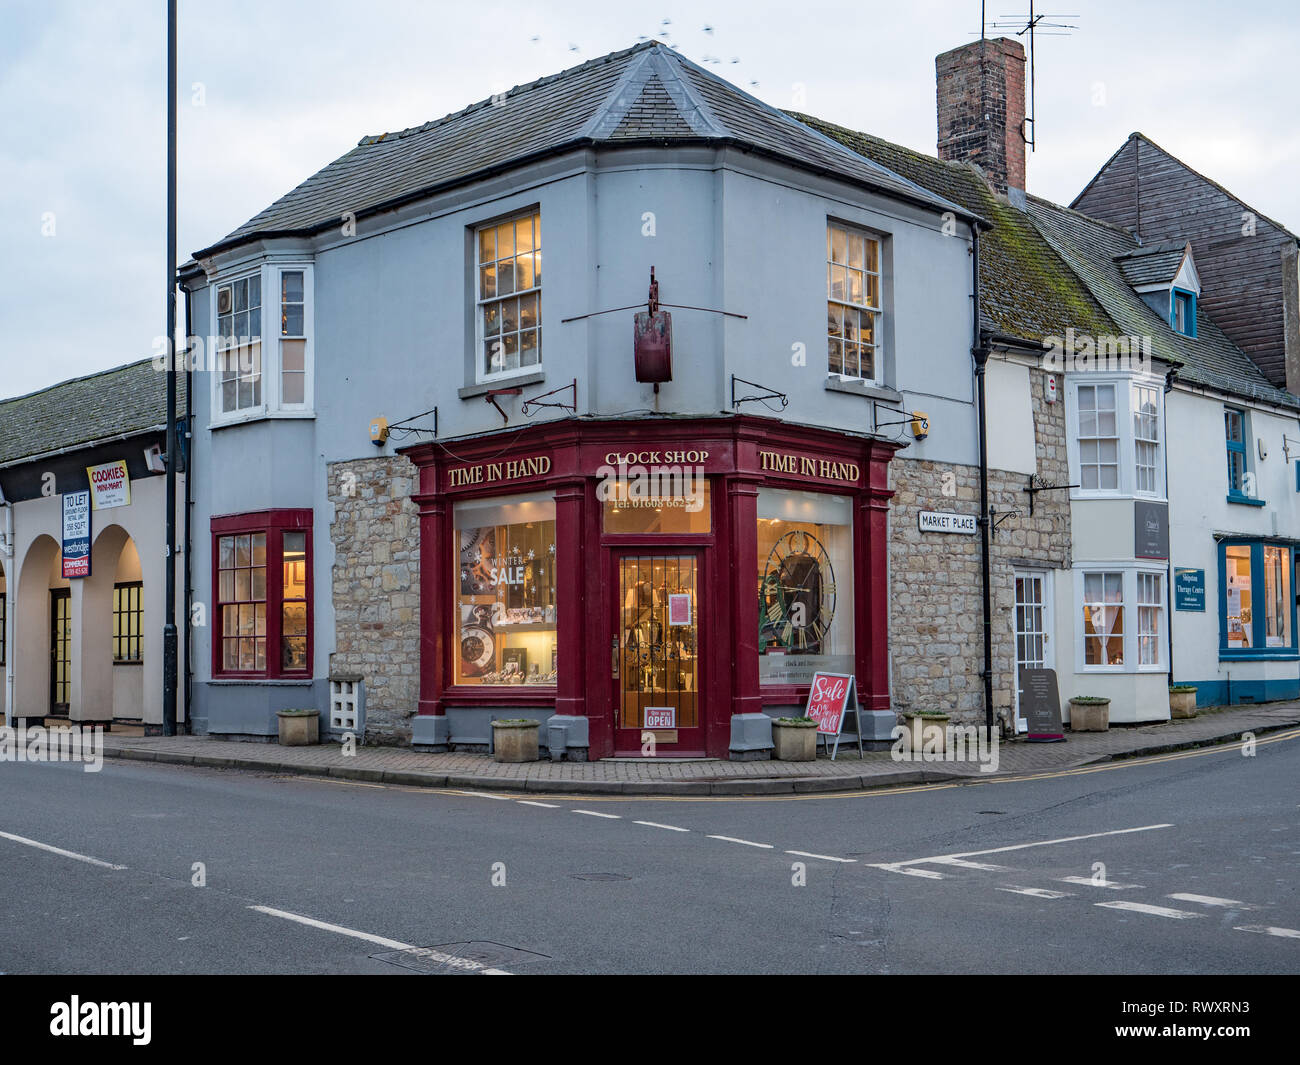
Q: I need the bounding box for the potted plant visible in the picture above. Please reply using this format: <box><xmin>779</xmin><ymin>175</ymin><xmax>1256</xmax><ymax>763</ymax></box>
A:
<box><xmin>1068</xmin><ymin>696</ymin><xmax>1110</xmax><ymax>732</ymax></box>
<box><xmin>1168</xmin><ymin>685</ymin><xmax>1198</xmax><ymax>719</ymax></box>
<box><xmin>772</xmin><ymin>717</ymin><xmax>819</xmax><ymax>760</ymax></box>
<box><xmin>492</xmin><ymin>718</ymin><xmax>541</xmax><ymax>762</ymax></box>
<box><xmin>277</xmin><ymin>708</ymin><xmax>320</xmax><ymax>746</ymax></box>
<box><xmin>901</xmin><ymin>711</ymin><xmax>950</xmax><ymax>754</ymax></box>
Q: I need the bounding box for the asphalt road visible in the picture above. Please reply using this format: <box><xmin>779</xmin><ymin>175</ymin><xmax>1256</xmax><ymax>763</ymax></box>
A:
<box><xmin>1</xmin><ymin>730</ymin><xmax>1297</xmax><ymax>974</ymax></box>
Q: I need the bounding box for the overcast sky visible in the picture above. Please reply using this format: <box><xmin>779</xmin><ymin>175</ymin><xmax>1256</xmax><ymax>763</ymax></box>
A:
<box><xmin>3</xmin><ymin>0</ymin><xmax>1296</xmax><ymax>399</ymax></box>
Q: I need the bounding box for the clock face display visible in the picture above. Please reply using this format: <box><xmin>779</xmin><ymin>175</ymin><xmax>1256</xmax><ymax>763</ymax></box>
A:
<box><xmin>760</xmin><ymin>529</ymin><xmax>836</xmax><ymax>653</ymax></box>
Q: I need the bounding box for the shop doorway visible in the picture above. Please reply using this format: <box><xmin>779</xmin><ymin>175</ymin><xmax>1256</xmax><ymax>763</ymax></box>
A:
<box><xmin>49</xmin><ymin>588</ymin><xmax>71</xmax><ymax>716</ymax></box>
<box><xmin>1012</xmin><ymin>569</ymin><xmax>1052</xmax><ymax>732</ymax></box>
<box><xmin>613</xmin><ymin>551</ymin><xmax>704</xmax><ymax>754</ymax></box>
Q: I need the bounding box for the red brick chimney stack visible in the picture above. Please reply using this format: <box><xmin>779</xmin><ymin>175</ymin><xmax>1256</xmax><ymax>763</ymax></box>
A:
<box><xmin>936</xmin><ymin>38</ymin><xmax>1027</xmax><ymax>195</ymax></box>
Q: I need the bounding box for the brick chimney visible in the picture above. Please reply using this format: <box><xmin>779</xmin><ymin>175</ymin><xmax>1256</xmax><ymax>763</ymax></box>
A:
<box><xmin>936</xmin><ymin>38</ymin><xmax>1027</xmax><ymax>195</ymax></box>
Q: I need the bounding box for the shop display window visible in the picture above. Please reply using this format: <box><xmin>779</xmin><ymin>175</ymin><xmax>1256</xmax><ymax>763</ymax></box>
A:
<box><xmin>454</xmin><ymin>493</ymin><xmax>557</xmax><ymax>685</ymax></box>
<box><xmin>756</xmin><ymin>489</ymin><xmax>854</xmax><ymax>684</ymax></box>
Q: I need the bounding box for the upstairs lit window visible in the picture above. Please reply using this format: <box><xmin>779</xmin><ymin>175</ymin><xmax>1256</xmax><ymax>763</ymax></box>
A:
<box><xmin>827</xmin><ymin>223</ymin><xmax>882</xmax><ymax>383</ymax></box>
<box><xmin>477</xmin><ymin>212</ymin><xmax>541</xmax><ymax>380</ymax></box>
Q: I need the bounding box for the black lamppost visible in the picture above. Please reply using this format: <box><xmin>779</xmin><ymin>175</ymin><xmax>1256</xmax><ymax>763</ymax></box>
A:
<box><xmin>162</xmin><ymin>0</ymin><xmax>178</xmax><ymax>736</ymax></box>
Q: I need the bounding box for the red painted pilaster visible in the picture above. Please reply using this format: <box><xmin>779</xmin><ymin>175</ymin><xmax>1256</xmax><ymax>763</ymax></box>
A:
<box><xmin>727</xmin><ymin>477</ymin><xmax>761</xmax><ymax>734</ymax></box>
<box><xmin>856</xmin><ymin>443</ymin><xmax>897</xmax><ymax>710</ymax></box>
<box><xmin>414</xmin><ymin>489</ymin><xmax>447</xmax><ymax>717</ymax></box>
<box><xmin>553</xmin><ymin>479</ymin><xmax>586</xmax><ymax>720</ymax></box>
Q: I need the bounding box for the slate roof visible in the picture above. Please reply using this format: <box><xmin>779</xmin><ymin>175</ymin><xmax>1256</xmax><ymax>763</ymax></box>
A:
<box><xmin>1114</xmin><ymin>240</ymin><xmax>1189</xmax><ymax>288</ymax></box>
<box><xmin>0</xmin><ymin>358</ymin><xmax>187</xmax><ymax>468</ymax></box>
<box><xmin>792</xmin><ymin>113</ymin><xmax>1118</xmax><ymax>346</ymax></box>
<box><xmin>1026</xmin><ymin>198</ymin><xmax>1300</xmax><ymax>410</ymax></box>
<box><xmin>196</xmin><ymin>42</ymin><xmax>971</xmax><ymax>260</ymax></box>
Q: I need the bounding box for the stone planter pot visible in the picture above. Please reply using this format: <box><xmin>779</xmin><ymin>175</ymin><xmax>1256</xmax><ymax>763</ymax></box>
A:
<box><xmin>1069</xmin><ymin>698</ymin><xmax>1110</xmax><ymax>732</ymax></box>
<box><xmin>903</xmin><ymin>712</ymin><xmax>950</xmax><ymax>753</ymax></box>
<box><xmin>1169</xmin><ymin>688</ymin><xmax>1198</xmax><ymax>719</ymax></box>
<box><xmin>772</xmin><ymin>719</ymin><xmax>818</xmax><ymax>761</ymax></box>
<box><xmin>277</xmin><ymin>709</ymin><xmax>320</xmax><ymax>746</ymax></box>
<box><xmin>492</xmin><ymin>719</ymin><xmax>540</xmax><ymax>763</ymax></box>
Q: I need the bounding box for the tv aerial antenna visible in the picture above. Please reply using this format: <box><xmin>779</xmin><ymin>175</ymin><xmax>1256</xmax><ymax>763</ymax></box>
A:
<box><xmin>980</xmin><ymin>2</ymin><xmax>1078</xmax><ymax>152</ymax></box>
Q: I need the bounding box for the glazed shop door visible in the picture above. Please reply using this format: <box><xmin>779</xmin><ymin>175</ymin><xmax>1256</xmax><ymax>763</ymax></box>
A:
<box><xmin>50</xmin><ymin>589</ymin><xmax>71</xmax><ymax>717</ymax></box>
<box><xmin>613</xmin><ymin>552</ymin><xmax>703</xmax><ymax>754</ymax></box>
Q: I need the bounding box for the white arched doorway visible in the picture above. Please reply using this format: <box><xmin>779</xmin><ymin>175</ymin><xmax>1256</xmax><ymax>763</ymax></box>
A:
<box><xmin>15</xmin><ymin>534</ymin><xmax>66</xmax><ymax>720</ymax></box>
<box><xmin>81</xmin><ymin>524</ymin><xmax>144</xmax><ymax>725</ymax></box>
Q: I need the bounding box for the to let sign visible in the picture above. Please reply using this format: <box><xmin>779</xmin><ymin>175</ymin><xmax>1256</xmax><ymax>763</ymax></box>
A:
<box><xmin>919</xmin><ymin>511</ymin><xmax>977</xmax><ymax>534</ymax></box>
<box><xmin>62</xmin><ymin>490</ymin><xmax>91</xmax><ymax>578</ymax></box>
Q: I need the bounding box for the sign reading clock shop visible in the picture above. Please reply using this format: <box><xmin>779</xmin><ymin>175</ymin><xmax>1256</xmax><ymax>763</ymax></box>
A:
<box><xmin>447</xmin><ymin>454</ymin><xmax>551</xmax><ymax>489</ymax></box>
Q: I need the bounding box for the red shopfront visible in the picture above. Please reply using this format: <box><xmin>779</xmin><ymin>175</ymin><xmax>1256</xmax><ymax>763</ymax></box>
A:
<box><xmin>402</xmin><ymin>415</ymin><xmax>899</xmax><ymax>760</ymax></box>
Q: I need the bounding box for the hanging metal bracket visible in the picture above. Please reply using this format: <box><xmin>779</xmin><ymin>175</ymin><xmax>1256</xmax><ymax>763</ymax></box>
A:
<box><xmin>731</xmin><ymin>374</ymin><xmax>788</xmax><ymax>412</ymax></box>
<box><xmin>521</xmin><ymin>378</ymin><xmax>577</xmax><ymax>418</ymax></box>
<box><xmin>485</xmin><ymin>388</ymin><xmax>522</xmax><ymax>424</ymax></box>
<box><xmin>387</xmin><ymin>405</ymin><xmax>438</xmax><ymax>440</ymax></box>
<box><xmin>1025</xmin><ymin>474</ymin><xmax>1079</xmax><ymax>516</ymax></box>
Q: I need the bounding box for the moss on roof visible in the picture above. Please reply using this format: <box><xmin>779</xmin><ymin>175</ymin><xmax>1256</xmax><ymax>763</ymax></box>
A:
<box><xmin>0</xmin><ymin>358</ymin><xmax>187</xmax><ymax>467</ymax></box>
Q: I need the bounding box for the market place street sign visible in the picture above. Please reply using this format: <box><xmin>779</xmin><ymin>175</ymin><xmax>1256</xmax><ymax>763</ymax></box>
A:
<box><xmin>62</xmin><ymin>490</ymin><xmax>91</xmax><ymax>578</ymax></box>
<box><xmin>919</xmin><ymin>510</ymin><xmax>977</xmax><ymax>534</ymax></box>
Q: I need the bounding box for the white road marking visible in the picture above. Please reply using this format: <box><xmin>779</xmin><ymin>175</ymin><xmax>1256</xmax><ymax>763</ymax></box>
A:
<box><xmin>573</xmin><ymin>810</ymin><xmax>622</xmax><ymax>819</ymax></box>
<box><xmin>450</xmin><ymin>791</ymin><xmax>512</xmax><ymax>800</ymax></box>
<box><xmin>928</xmin><ymin>856</ymin><xmax>1010</xmax><ymax>871</ymax></box>
<box><xmin>1168</xmin><ymin>893</ymin><xmax>1248</xmax><ymax>908</ymax></box>
<box><xmin>1234</xmin><ymin>925</ymin><xmax>1300</xmax><ymax>939</ymax></box>
<box><xmin>786</xmin><ymin>850</ymin><xmax>856</xmax><ymax>863</ymax></box>
<box><xmin>869</xmin><ymin>864</ymin><xmax>947</xmax><ymax>879</ymax></box>
<box><xmin>998</xmin><ymin>886</ymin><xmax>1074</xmax><ymax>899</ymax></box>
<box><xmin>248</xmin><ymin>906</ymin><xmax>512</xmax><ymax>974</ymax></box>
<box><xmin>1096</xmin><ymin>901</ymin><xmax>1204</xmax><ymax>920</ymax></box>
<box><xmin>634</xmin><ymin>821</ymin><xmax>690</xmax><ymax>832</ymax></box>
<box><xmin>880</xmin><ymin>824</ymin><xmax>1174</xmax><ymax>869</ymax></box>
<box><xmin>0</xmin><ymin>829</ymin><xmax>127</xmax><ymax>870</ymax></box>
<box><xmin>516</xmin><ymin>801</ymin><xmax>560</xmax><ymax>809</ymax></box>
<box><xmin>707</xmin><ymin>835</ymin><xmax>774</xmax><ymax>849</ymax></box>
<box><xmin>1058</xmin><ymin>876</ymin><xmax>1142</xmax><ymax>890</ymax></box>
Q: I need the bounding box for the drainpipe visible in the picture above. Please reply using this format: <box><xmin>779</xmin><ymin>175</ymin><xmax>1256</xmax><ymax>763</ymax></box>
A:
<box><xmin>1163</xmin><ymin>368</ymin><xmax>1177</xmax><ymax>684</ymax></box>
<box><xmin>971</xmin><ymin>226</ymin><xmax>995</xmax><ymax>740</ymax></box>
<box><xmin>183</xmin><ymin>286</ymin><xmax>194</xmax><ymax>732</ymax></box>
<box><xmin>2</xmin><ymin>498</ymin><xmax>12</xmax><ymax>721</ymax></box>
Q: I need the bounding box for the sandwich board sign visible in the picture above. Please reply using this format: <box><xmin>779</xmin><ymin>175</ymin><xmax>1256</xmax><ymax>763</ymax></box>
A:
<box><xmin>1019</xmin><ymin>667</ymin><xmax>1065</xmax><ymax>742</ymax></box>
<box><xmin>61</xmin><ymin>490</ymin><xmax>91</xmax><ymax>579</ymax></box>
<box><xmin>803</xmin><ymin>671</ymin><xmax>862</xmax><ymax>759</ymax></box>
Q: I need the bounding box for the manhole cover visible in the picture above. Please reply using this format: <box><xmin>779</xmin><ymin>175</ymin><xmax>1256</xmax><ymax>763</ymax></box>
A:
<box><xmin>371</xmin><ymin>942</ymin><xmax>550</xmax><ymax>974</ymax></box>
<box><xmin>571</xmin><ymin>872</ymin><xmax>632</xmax><ymax>881</ymax></box>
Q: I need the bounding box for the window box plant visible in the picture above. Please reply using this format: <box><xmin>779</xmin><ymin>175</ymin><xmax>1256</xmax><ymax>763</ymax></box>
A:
<box><xmin>1168</xmin><ymin>685</ymin><xmax>1198</xmax><ymax>719</ymax></box>
<box><xmin>1068</xmin><ymin>696</ymin><xmax>1110</xmax><ymax>732</ymax></box>
<box><xmin>772</xmin><ymin>717</ymin><xmax>818</xmax><ymax>761</ymax></box>
<box><xmin>276</xmin><ymin>709</ymin><xmax>320</xmax><ymax>746</ymax></box>
<box><xmin>901</xmin><ymin>710</ymin><xmax>950</xmax><ymax>754</ymax></box>
<box><xmin>492</xmin><ymin>718</ymin><xmax>541</xmax><ymax>762</ymax></box>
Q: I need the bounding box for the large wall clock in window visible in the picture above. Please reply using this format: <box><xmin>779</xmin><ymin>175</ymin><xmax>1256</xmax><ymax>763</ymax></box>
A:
<box><xmin>760</xmin><ymin>529</ymin><xmax>836</xmax><ymax>654</ymax></box>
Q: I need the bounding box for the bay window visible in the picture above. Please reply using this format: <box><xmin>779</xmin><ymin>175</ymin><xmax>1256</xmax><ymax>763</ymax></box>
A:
<box><xmin>213</xmin><ymin>511</ymin><xmax>313</xmax><ymax>677</ymax></box>
<box><xmin>1221</xmin><ymin>540</ymin><xmax>1297</xmax><ymax>657</ymax></box>
<box><xmin>1076</xmin><ymin>566</ymin><xmax>1168</xmax><ymax>671</ymax></box>
<box><xmin>1067</xmin><ymin>376</ymin><xmax>1166</xmax><ymax>498</ymax></box>
<box><xmin>212</xmin><ymin>263</ymin><xmax>313</xmax><ymax>422</ymax></box>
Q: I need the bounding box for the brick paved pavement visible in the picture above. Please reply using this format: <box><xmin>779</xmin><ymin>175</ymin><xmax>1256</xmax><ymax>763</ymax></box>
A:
<box><xmin>93</xmin><ymin>703</ymin><xmax>1300</xmax><ymax>796</ymax></box>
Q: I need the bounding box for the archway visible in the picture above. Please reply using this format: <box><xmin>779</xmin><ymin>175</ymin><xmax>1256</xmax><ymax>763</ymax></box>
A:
<box><xmin>15</xmin><ymin>534</ymin><xmax>64</xmax><ymax>719</ymax></box>
<box><xmin>80</xmin><ymin>524</ymin><xmax>139</xmax><ymax>725</ymax></box>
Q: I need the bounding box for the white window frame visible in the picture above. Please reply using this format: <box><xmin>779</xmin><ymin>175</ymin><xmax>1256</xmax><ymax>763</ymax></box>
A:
<box><xmin>209</xmin><ymin>261</ymin><xmax>314</xmax><ymax>428</ymax></box>
<box><xmin>1132</xmin><ymin>382</ymin><xmax>1162</xmax><ymax>497</ymax></box>
<box><xmin>826</xmin><ymin>221</ymin><xmax>883</xmax><ymax>386</ymax></box>
<box><xmin>1073</xmin><ymin>565</ymin><xmax>1168</xmax><ymax>673</ymax></box>
<box><xmin>474</xmin><ymin>210</ymin><xmax>542</xmax><ymax>385</ymax></box>
<box><xmin>1066</xmin><ymin>373</ymin><xmax>1166</xmax><ymax>500</ymax></box>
